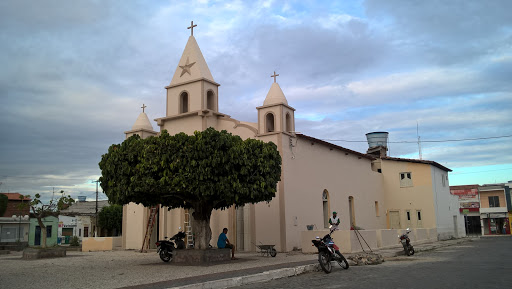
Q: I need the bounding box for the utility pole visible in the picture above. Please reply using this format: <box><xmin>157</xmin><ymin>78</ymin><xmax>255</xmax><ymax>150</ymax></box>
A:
<box><xmin>94</xmin><ymin>180</ymin><xmax>99</xmax><ymax>237</ymax></box>
<box><xmin>417</xmin><ymin>122</ymin><xmax>422</xmax><ymax>160</ymax></box>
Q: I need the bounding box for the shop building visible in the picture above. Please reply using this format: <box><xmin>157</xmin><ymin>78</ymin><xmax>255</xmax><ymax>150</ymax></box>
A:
<box><xmin>450</xmin><ymin>185</ymin><xmax>481</xmax><ymax>236</ymax></box>
<box><xmin>479</xmin><ymin>184</ymin><xmax>509</xmax><ymax>235</ymax></box>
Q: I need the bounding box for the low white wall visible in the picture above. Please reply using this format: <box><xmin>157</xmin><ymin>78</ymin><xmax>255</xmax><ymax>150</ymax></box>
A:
<box><xmin>302</xmin><ymin>228</ymin><xmax>442</xmax><ymax>253</ymax></box>
<box><xmin>414</xmin><ymin>228</ymin><xmax>429</xmax><ymax>242</ymax></box>
<box><xmin>301</xmin><ymin>230</ymin><xmax>351</xmax><ymax>253</ymax></box>
<box><xmin>378</xmin><ymin>229</ymin><xmax>401</xmax><ymax>248</ymax></box>
<box><xmin>350</xmin><ymin>230</ymin><xmax>377</xmax><ymax>253</ymax></box>
<box><xmin>112</xmin><ymin>236</ymin><xmax>122</xmax><ymax>249</ymax></box>
<box><xmin>427</xmin><ymin>228</ymin><xmax>438</xmax><ymax>241</ymax></box>
<box><xmin>82</xmin><ymin>237</ymin><xmax>119</xmax><ymax>252</ymax></box>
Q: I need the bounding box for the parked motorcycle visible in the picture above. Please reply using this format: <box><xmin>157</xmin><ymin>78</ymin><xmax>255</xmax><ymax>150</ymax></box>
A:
<box><xmin>155</xmin><ymin>227</ymin><xmax>186</xmax><ymax>262</ymax></box>
<box><xmin>398</xmin><ymin>228</ymin><xmax>415</xmax><ymax>256</ymax></box>
<box><xmin>311</xmin><ymin>225</ymin><xmax>349</xmax><ymax>273</ymax></box>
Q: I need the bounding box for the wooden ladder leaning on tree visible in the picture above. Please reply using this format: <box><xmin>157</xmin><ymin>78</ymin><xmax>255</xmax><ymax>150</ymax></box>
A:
<box><xmin>141</xmin><ymin>206</ymin><xmax>159</xmax><ymax>252</ymax></box>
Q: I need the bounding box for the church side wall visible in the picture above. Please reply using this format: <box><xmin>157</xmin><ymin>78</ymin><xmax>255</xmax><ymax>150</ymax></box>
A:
<box><xmin>281</xmin><ymin>136</ymin><xmax>385</xmax><ymax>251</ymax></box>
<box><xmin>251</xmin><ymin>134</ymin><xmax>284</xmax><ymax>251</ymax></box>
<box><xmin>159</xmin><ymin>116</ymin><xmax>203</xmax><ymax>135</ymax></box>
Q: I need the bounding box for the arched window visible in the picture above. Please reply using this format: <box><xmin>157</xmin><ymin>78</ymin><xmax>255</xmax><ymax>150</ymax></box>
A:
<box><xmin>180</xmin><ymin>92</ymin><xmax>189</xmax><ymax>113</ymax></box>
<box><xmin>323</xmin><ymin>190</ymin><xmax>329</xmax><ymax>228</ymax></box>
<box><xmin>265</xmin><ymin>113</ymin><xmax>275</xmax><ymax>133</ymax></box>
<box><xmin>206</xmin><ymin>90</ymin><xmax>215</xmax><ymax>111</ymax></box>
<box><xmin>285</xmin><ymin>113</ymin><xmax>291</xmax><ymax>133</ymax></box>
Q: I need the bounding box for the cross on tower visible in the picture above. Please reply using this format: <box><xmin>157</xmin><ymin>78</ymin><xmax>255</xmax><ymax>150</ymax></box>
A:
<box><xmin>271</xmin><ymin>71</ymin><xmax>279</xmax><ymax>83</ymax></box>
<box><xmin>141</xmin><ymin>104</ymin><xmax>147</xmax><ymax>113</ymax></box>
<box><xmin>187</xmin><ymin>21</ymin><xmax>197</xmax><ymax>36</ymax></box>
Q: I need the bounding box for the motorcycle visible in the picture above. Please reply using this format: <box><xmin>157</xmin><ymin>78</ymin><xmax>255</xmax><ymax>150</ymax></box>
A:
<box><xmin>155</xmin><ymin>227</ymin><xmax>186</xmax><ymax>262</ymax></box>
<box><xmin>311</xmin><ymin>225</ymin><xmax>349</xmax><ymax>273</ymax></box>
<box><xmin>398</xmin><ymin>228</ymin><xmax>415</xmax><ymax>256</ymax></box>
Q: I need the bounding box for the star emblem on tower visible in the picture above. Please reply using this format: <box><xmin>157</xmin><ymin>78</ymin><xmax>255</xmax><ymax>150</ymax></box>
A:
<box><xmin>179</xmin><ymin>57</ymin><xmax>196</xmax><ymax>77</ymax></box>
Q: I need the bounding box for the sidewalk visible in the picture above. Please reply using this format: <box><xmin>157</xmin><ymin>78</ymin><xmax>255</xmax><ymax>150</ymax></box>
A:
<box><xmin>159</xmin><ymin>237</ymin><xmax>476</xmax><ymax>289</ymax></box>
<box><xmin>0</xmin><ymin>237</ymin><xmax>477</xmax><ymax>289</ymax></box>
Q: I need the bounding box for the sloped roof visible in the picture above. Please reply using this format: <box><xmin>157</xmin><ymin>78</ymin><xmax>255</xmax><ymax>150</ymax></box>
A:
<box><xmin>60</xmin><ymin>200</ymin><xmax>110</xmax><ymax>216</ymax></box>
<box><xmin>381</xmin><ymin>156</ymin><xmax>452</xmax><ymax>172</ymax></box>
<box><xmin>132</xmin><ymin>112</ymin><xmax>154</xmax><ymax>131</ymax></box>
<box><xmin>0</xmin><ymin>193</ymin><xmax>30</xmax><ymax>201</ymax></box>
<box><xmin>296</xmin><ymin>134</ymin><xmax>375</xmax><ymax>160</ymax></box>
<box><xmin>263</xmin><ymin>82</ymin><xmax>288</xmax><ymax>106</ymax></box>
<box><xmin>169</xmin><ymin>36</ymin><xmax>215</xmax><ymax>87</ymax></box>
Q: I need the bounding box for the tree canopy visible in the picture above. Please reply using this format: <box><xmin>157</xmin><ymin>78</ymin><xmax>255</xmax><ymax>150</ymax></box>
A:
<box><xmin>98</xmin><ymin>204</ymin><xmax>123</xmax><ymax>236</ymax></box>
<box><xmin>21</xmin><ymin>191</ymin><xmax>74</xmax><ymax>248</ymax></box>
<box><xmin>99</xmin><ymin>128</ymin><xmax>282</xmax><ymax>249</ymax></box>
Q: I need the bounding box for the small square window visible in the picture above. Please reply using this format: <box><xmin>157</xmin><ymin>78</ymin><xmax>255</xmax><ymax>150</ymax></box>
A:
<box><xmin>489</xmin><ymin>196</ymin><xmax>500</xmax><ymax>208</ymax></box>
<box><xmin>400</xmin><ymin>172</ymin><xmax>413</xmax><ymax>187</ymax></box>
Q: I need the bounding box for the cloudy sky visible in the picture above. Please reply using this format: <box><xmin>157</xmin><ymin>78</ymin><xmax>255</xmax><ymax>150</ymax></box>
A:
<box><xmin>1</xmin><ymin>0</ymin><xmax>511</xmax><ymax>202</ymax></box>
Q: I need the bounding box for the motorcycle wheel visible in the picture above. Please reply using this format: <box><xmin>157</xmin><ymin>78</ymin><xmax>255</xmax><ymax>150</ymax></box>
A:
<box><xmin>318</xmin><ymin>251</ymin><xmax>332</xmax><ymax>274</ymax></box>
<box><xmin>159</xmin><ymin>249</ymin><xmax>172</xmax><ymax>262</ymax></box>
<box><xmin>270</xmin><ymin>248</ymin><xmax>277</xmax><ymax>257</ymax></box>
<box><xmin>408</xmin><ymin>246</ymin><xmax>415</xmax><ymax>256</ymax></box>
<box><xmin>335</xmin><ymin>250</ymin><xmax>349</xmax><ymax>269</ymax></box>
<box><xmin>403</xmin><ymin>244</ymin><xmax>410</xmax><ymax>256</ymax></box>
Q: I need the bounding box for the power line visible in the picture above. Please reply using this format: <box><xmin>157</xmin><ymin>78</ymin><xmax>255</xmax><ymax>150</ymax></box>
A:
<box><xmin>0</xmin><ymin>175</ymin><xmax>96</xmax><ymax>181</ymax></box>
<box><xmin>323</xmin><ymin>134</ymin><xmax>512</xmax><ymax>143</ymax></box>
<box><xmin>450</xmin><ymin>167</ymin><xmax>512</xmax><ymax>175</ymax></box>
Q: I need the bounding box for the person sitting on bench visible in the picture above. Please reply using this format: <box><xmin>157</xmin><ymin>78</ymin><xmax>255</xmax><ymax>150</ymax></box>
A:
<box><xmin>217</xmin><ymin>228</ymin><xmax>236</xmax><ymax>260</ymax></box>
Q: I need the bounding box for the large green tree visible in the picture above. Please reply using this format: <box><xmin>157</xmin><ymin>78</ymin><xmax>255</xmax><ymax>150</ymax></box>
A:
<box><xmin>98</xmin><ymin>204</ymin><xmax>123</xmax><ymax>236</ymax></box>
<box><xmin>99</xmin><ymin>128</ymin><xmax>282</xmax><ymax>249</ymax></box>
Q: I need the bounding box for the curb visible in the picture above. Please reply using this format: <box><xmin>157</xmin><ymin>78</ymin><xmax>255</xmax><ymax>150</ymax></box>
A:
<box><xmin>167</xmin><ymin>264</ymin><xmax>320</xmax><ymax>289</ymax></box>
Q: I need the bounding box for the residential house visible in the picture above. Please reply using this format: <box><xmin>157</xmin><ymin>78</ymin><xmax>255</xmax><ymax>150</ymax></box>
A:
<box><xmin>0</xmin><ymin>193</ymin><xmax>30</xmax><ymax>245</ymax></box>
<box><xmin>367</xmin><ymin>139</ymin><xmax>465</xmax><ymax>240</ymax></box>
<box><xmin>479</xmin><ymin>184</ymin><xmax>510</xmax><ymax>235</ymax></box>
<box><xmin>59</xmin><ymin>200</ymin><xmax>110</xmax><ymax>240</ymax></box>
<box><xmin>29</xmin><ymin>216</ymin><xmax>58</xmax><ymax>246</ymax></box>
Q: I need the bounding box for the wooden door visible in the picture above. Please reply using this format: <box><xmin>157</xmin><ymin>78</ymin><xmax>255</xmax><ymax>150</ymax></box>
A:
<box><xmin>389</xmin><ymin>211</ymin><xmax>401</xmax><ymax>229</ymax></box>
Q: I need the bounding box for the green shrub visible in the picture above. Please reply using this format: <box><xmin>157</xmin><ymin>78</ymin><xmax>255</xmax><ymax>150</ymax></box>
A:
<box><xmin>70</xmin><ymin>236</ymin><xmax>80</xmax><ymax>246</ymax></box>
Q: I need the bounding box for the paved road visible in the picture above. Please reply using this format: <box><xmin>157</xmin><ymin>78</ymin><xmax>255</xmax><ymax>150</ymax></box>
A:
<box><xmin>238</xmin><ymin>236</ymin><xmax>512</xmax><ymax>289</ymax></box>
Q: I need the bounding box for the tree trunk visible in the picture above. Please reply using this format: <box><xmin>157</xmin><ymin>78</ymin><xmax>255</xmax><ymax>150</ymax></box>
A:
<box><xmin>191</xmin><ymin>206</ymin><xmax>213</xmax><ymax>250</ymax></box>
<box><xmin>37</xmin><ymin>217</ymin><xmax>47</xmax><ymax>248</ymax></box>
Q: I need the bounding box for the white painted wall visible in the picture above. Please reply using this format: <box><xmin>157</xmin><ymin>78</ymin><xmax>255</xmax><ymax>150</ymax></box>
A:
<box><xmin>431</xmin><ymin>167</ymin><xmax>465</xmax><ymax>240</ymax></box>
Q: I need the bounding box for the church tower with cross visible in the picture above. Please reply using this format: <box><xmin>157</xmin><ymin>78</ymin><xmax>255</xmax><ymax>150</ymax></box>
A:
<box><xmin>124</xmin><ymin>103</ymin><xmax>157</xmax><ymax>139</ymax></box>
<box><xmin>156</xmin><ymin>21</ymin><xmax>221</xmax><ymax>134</ymax></box>
<box><xmin>121</xmin><ymin>22</ymin><xmax>440</xmax><ymax>254</ymax></box>
<box><xmin>256</xmin><ymin>71</ymin><xmax>296</xmax><ymax>135</ymax></box>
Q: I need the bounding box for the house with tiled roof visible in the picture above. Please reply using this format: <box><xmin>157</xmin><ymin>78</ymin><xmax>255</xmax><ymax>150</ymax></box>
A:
<box><xmin>366</xmin><ymin>134</ymin><xmax>464</xmax><ymax>240</ymax></box>
<box><xmin>0</xmin><ymin>193</ymin><xmax>31</xmax><ymax>246</ymax></box>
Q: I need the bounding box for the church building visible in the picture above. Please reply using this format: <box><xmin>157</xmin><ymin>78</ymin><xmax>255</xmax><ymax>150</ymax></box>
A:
<box><xmin>121</xmin><ymin>23</ymin><xmax>463</xmax><ymax>253</ymax></box>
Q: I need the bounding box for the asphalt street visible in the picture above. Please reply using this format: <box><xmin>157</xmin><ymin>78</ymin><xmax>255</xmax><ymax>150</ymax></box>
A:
<box><xmin>237</xmin><ymin>236</ymin><xmax>512</xmax><ymax>289</ymax></box>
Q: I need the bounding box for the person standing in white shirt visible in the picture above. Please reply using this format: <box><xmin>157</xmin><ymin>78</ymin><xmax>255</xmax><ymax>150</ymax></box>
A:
<box><xmin>329</xmin><ymin>211</ymin><xmax>340</xmax><ymax>229</ymax></box>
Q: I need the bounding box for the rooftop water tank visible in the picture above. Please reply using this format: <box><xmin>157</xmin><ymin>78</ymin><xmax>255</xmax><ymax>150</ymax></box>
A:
<box><xmin>366</xmin><ymin>132</ymin><xmax>389</xmax><ymax>148</ymax></box>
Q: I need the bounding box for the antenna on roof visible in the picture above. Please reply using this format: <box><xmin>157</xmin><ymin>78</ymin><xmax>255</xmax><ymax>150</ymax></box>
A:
<box><xmin>417</xmin><ymin>121</ymin><xmax>422</xmax><ymax>160</ymax></box>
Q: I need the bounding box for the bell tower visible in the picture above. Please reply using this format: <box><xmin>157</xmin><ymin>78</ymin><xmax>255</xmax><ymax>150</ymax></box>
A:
<box><xmin>164</xmin><ymin>21</ymin><xmax>220</xmax><ymax>118</ymax></box>
<box><xmin>257</xmin><ymin>71</ymin><xmax>295</xmax><ymax>135</ymax></box>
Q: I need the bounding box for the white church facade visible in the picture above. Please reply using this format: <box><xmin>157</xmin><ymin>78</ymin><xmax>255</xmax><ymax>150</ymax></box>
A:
<box><xmin>121</xmin><ymin>24</ymin><xmax>463</xmax><ymax>253</ymax></box>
